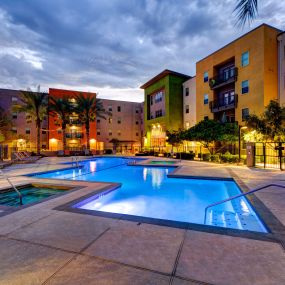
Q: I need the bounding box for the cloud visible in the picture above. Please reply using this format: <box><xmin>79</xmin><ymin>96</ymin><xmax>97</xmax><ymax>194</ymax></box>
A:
<box><xmin>0</xmin><ymin>0</ymin><xmax>284</xmax><ymax>102</ymax></box>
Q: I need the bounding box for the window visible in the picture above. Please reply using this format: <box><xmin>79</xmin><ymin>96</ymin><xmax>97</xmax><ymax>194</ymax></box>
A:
<box><xmin>155</xmin><ymin>109</ymin><xmax>163</xmax><ymax>118</ymax></box>
<box><xmin>117</xmin><ymin>119</ymin><xmax>121</xmax><ymax>124</ymax></box>
<box><xmin>12</xmin><ymin>112</ymin><xmax>17</xmax><ymax>119</ymax></box>
<box><xmin>241</xmin><ymin>51</ymin><xmax>249</xmax><ymax>67</ymax></box>
<box><xmin>136</xmin><ymin>132</ymin><xmax>139</xmax><ymax>136</ymax></box>
<box><xmin>204</xmin><ymin>94</ymin><xmax>209</xmax><ymax>104</ymax></box>
<box><xmin>108</xmin><ymin>106</ymin><xmax>112</xmax><ymax>112</ymax></box>
<box><xmin>185</xmin><ymin>105</ymin><xmax>189</xmax><ymax>113</ymax></box>
<box><xmin>185</xmin><ymin>87</ymin><xmax>189</xmax><ymax>96</ymax></box>
<box><xmin>42</xmin><ymin>130</ymin><xmax>46</xmax><ymax>135</ymax></box>
<box><xmin>108</xmin><ymin>118</ymin><xmax>112</xmax><ymax>124</ymax></box>
<box><xmin>135</xmin><ymin>121</ymin><xmax>139</xmax><ymax>125</ymax></box>
<box><xmin>242</xmin><ymin>108</ymin><xmax>249</xmax><ymax>121</ymax></box>
<box><xmin>25</xmin><ymin>128</ymin><xmax>30</xmax><ymax>135</ymax></box>
<box><xmin>57</xmin><ymin>130</ymin><xmax>62</xmax><ymax>134</ymax></box>
<box><xmin>117</xmin><ymin>106</ymin><xmax>121</xmax><ymax>112</ymax></box>
<box><xmin>204</xmin><ymin>116</ymin><xmax>209</xmax><ymax>120</ymax></box>
<box><xmin>135</xmin><ymin>108</ymin><xmax>139</xmax><ymax>114</ymax></box>
<box><xmin>118</xmin><ymin>130</ymin><xmax>121</xmax><ymax>136</ymax></box>
<box><xmin>97</xmin><ymin>119</ymin><xmax>100</xmax><ymax>124</ymax></box>
<box><xmin>108</xmin><ymin>130</ymin><xmax>112</xmax><ymax>136</ymax></box>
<box><xmin>42</xmin><ymin>144</ymin><xmax>46</xmax><ymax>149</ymax></box>
<box><xmin>242</xmin><ymin>80</ymin><xmax>249</xmax><ymax>94</ymax></box>
<box><xmin>204</xmin><ymin>72</ymin><xmax>208</xmax><ymax>82</ymax></box>
<box><xmin>97</xmin><ymin>130</ymin><xmax>101</xmax><ymax>136</ymax></box>
<box><xmin>185</xmin><ymin>122</ymin><xmax>190</xmax><ymax>129</ymax></box>
<box><xmin>11</xmin><ymin>97</ymin><xmax>18</xmax><ymax>103</ymax></box>
<box><xmin>11</xmin><ymin>127</ymin><xmax>17</xmax><ymax>134</ymax></box>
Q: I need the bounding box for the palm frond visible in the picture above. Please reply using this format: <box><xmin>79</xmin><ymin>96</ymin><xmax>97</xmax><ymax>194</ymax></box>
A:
<box><xmin>234</xmin><ymin>0</ymin><xmax>258</xmax><ymax>27</ymax></box>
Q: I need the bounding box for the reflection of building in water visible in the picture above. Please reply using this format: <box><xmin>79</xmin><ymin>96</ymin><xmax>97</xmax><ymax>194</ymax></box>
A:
<box><xmin>143</xmin><ymin>168</ymin><xmax>168</xmax><ymax>188</ymax></box>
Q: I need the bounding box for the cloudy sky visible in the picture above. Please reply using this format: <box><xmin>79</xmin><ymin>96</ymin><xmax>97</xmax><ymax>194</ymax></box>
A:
<box><xmin>0</xmin><ymin>0</ymin><xmax>284</xmax><ymax>102</ymax></box>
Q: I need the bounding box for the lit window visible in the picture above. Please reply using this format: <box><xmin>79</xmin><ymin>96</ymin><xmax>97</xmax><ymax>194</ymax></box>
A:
<box><xmin>185</xmin><ymin>122</ymin><xmax>190</xmax><ymax>129</ymax></box>
<box><xmin>242</xmin><ymin>108</ymin><xmax>249</xmax><ymax>121</ymax></box>
<box><xmin>185</xmin><ymin>105</ymin><xmax>189</xmax><ymax>113</ymax></box>
<box><xmin>118</xmin><ymin>130</ymin><xmax>121</xmax><ymax>136</ymax></box>
<box><xmin>241</xmin><ymin>51</ymin><xmax>249</xmax><ymax>67</ymax></box>
<box><xmin>108</xmin><ymin>118</ymin><xmax>112</xmax><ymax>123</ymax></box>
<box><xmin>185</xmin><ymin>87</ymin><xmax>189</xmax><ymax>96</ymax></box>
<box><xmin>242</xmin><ymin>80</ymin><xmax>249</xmax><ymax>94</ymax></box>
<box><xmin>204</xmin><ymin>94</ymin><xmax>209</xmax><ymax>104</ymax></box>
<box><xmin>204</xmin><ymin>72</ymin><xmax>208</xmax><ymax>82</ymax></box>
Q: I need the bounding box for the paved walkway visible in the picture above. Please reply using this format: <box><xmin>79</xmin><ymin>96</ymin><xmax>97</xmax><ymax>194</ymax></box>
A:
<box><xmin>0</xmin><ymin>157</ymin><xmax>285</xmax><ymax>285</ymax></box>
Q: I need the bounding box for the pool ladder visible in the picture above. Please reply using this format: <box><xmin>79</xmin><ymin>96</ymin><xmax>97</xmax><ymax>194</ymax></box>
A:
<box><xmin>204</xmin><ymin>183</ymin><xmax>285</xmax><ymax>225</ymax></box>
<box><xmin>0</xmin><ymin>169</ymin><xmax>23</xmax><ymax>205</ymax></box>
<box><xmin>71</xmin><ymin>157</ymin><xmax>80</xmax><ymax>168</ymax></box>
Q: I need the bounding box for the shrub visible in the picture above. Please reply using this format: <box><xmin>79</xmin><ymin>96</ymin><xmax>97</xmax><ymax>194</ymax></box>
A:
<box><xmin>105</xmin><ymin>149</ymin><xmax>113</xmax><ymax>154</ymax></box>
<box><xmin>210</xmin><ymin>154</ymin><xmax>220</xmax><ymax>162</ymax></box>
<box><xmin>220</xmin><ymin>151</ymin><xmax>239</xmax><ymax>163</ymax></box>
<box><xmin>180</xmin><ymin>152</ymin><xmax>195</xmax><ymax>160</ymax></box>
<box><xmin>202</xmin><ymin>153</ymin><xmax>210</xmax><ymax>161</ymax></box>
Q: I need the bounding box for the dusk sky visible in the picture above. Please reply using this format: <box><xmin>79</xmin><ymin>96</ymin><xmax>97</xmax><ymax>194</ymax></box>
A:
<box><xmin>0</xmin><ymin>0</ymin><xmax>284</xmax><ymax>102</ymax></box>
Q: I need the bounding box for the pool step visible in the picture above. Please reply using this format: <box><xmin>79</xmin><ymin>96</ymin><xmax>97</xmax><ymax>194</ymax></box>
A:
<box><xmin>208</xmin><ymin>210</ymin><xmax>262</xmax><ymax>231</ymax></box>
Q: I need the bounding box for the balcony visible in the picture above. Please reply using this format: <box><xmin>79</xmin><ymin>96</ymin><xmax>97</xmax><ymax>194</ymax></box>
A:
<box><xmin>65</xmin><ymin>132</ymin><xmax>84</xmax><ymax>139</ymax></box>
<box><xmin>210</xmin><ymin>94</ymin><xmax>238</xmax><ymax>113</ymax></box>
<box><xmin>209</xmin><ymin>67</ymin><xmax>238</xmax><ymax>90</ymax></box>
<box><xmin>68</xmin><ymin>119</ymin><xmax>82</xmax><ymax>126</ymax></box>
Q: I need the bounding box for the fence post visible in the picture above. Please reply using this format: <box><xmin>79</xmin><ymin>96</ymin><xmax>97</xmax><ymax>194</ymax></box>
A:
<box><xmin>263</xmin><ymin>143</ymin><xmax>266</xmax><ymax>169</ymax></box>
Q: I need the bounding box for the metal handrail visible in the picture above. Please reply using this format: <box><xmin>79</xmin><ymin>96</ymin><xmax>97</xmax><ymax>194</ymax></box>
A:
<box><xmin>0</xmin><ymin>169</ymin><xmax>23</xmax><ymax>205</ymax></box>
<box><xmin>204</xmin><ymin>184</ymin><xmax>285</xmax><ymax>224</ymax></box>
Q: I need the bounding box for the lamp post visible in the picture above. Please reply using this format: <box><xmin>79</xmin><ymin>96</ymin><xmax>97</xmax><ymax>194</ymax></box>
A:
<box><xmin>238</xmin><ymin>126</ymin><xmax>247</xmax><ymax>161</ymax></box>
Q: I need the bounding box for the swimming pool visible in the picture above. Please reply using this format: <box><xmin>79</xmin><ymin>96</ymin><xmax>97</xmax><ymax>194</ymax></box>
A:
<box><xmin>0</xmin><ymin>184</ymin><xmax>69</xmax><ymax>206</ymax></box>
<box><xmin>34</xmin><ymin>157</ymin><xmax>267</xmax><ymax>232</ymax></box>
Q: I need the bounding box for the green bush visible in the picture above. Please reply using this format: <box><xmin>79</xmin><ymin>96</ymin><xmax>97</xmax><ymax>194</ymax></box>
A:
<box><xmin>220</xmin><ymin>151</ymin><xmax>239</xmax><ymax>163</ymax></box>
<box><xmin>180</xmin><ymin>152</ymin><xmax>195</xmax><ymax>160</ymax></box>
<box><xmin>202</xmin><ymin>153</ymin><xmax>211</xmax><ymax>161</ymax></box>
<box><xmin>210</xmin><ymin>154</ymin><xmax>220</xmax><ymax>162</ymax></box>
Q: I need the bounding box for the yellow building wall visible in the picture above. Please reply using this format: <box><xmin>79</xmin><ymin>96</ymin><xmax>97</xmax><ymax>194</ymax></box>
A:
<box><xmin>196</xmin><ymin>24</ymin><xmax>280</xmax><ymax>125</ymax></box>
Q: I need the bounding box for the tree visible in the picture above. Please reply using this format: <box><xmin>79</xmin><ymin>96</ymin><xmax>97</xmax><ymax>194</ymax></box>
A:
<box><xmin>234</xmin><ymin>0</ymin><xmax>258</xmax><ymax>27</ymax></box>
<box><xmin>182</xmin><ymin>119</ymin><xmax>238</xmax><ymax>154</ymax></box>
<box><xmin>13</xmin><ymin>90</ymin><xmax>48</xmax><ymax>155</ymax></box>
<box><xmin>109</xmin><ymin>138</ymin><xmax>120</xmax><ymax>153</ymax></box>
<box><xmin>75</xmin><ymin>94</ymin><xmax>110</xmax><ymax>150</ymax></box>
<box><xmin>166</xmin><ymin>130</ymin><xmax>183</xmax><ymax>152</ymax></box>
<box><xmin>0</xmin><ymin>106</ymin><xmax>11</xmax><ymax>143</ymax></box>
<box><xmin>245</xmin><ymin>100</ymin><xmax>285</xmax><ymax>141</ymax></box>
<box><xmin>49</xmin><ymin>96</ymin><xmax>74</xmax><ymax>151</ymax></box>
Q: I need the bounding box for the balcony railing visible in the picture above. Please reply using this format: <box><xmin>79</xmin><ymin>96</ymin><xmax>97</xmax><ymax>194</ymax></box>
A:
<box><xmin>209</xmin><ymin>67</ymin><xmax>238</xmax><ymax>90</ymax></box>
<box><xmin>65</xmin><ymin>132</ymin><xmax>84</xmax><ymax>139</ymax></box>
<box><xmin>209</xmin><ymin>94</ymin><xmax>238</xmax><ymax>113</ymax></box>
<box><xmin>68</xmin><ymin>119</ymin><xmax>82</xmax><ymax>126</ymax></box>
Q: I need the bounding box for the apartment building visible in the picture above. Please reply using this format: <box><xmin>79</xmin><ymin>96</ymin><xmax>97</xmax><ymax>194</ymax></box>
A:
<box><xmin>48</xmin><ymin>88</ymin><xmax>98</xmax><ymax>151</ymax></box>
<box><xmin>183</xmin><ymin>76</ymin><xmax>196</xmax><ymax>129</ymax></box>
<box><xmin>0</xmin><ymin>88</ymin><xmax>48</xmax><ymax>151</ymax></box>
<box><xmin>196</xmin><ymin>24</ymin><xmax>281</xmax><ymax>125</ymax></box>
<box><xmin>141</xmin><ymin>69</ymin><xmax>191</xmax><ymax>148</ymax></box>
<box><xmin>96</xmin><ymin>99</ymin><xmax>143</xmax><ymax>152</ymax></box>
<box><xmin>277</xmin><ymin>31</ymin><xmax>285</xmax><ymax>107</ymax></box>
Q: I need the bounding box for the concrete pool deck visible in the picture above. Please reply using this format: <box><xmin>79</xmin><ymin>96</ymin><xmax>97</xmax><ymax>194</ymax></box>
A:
<box><xmin>0</xmin><ymin>157</ymin><xmax>285</xmax><ymax>285</ymax></box>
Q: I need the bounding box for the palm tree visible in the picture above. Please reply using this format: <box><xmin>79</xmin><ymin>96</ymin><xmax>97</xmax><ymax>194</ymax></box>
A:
<box><xmin>75</xmin><ymin>93</ymin><xmax>110</xmax><ymax>150</ymax></box>
<box><xmin>13</xmin><ymin>90</ymin><xmax>47</xmax><ymax>155</ymax></box>
<box><xmin>49</xmin><ymin>96</ymin><xmax>74</xmax><ymax>151</ymax></box>
<box><xmin>0</xmin><ymin>106</ymin><xmax>11</xmax><ymax>143</ymax></box>
<box><xmin>234</xmin><ymin>0</ymin><xmax>258</xmax><ymax>27</ymax></box>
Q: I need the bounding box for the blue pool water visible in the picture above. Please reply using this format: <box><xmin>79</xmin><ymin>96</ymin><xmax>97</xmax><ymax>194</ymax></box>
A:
<box><xmin>34</xmin><ymin>157</ymin><xmax>267</xmax><ymax>232</ymax></box>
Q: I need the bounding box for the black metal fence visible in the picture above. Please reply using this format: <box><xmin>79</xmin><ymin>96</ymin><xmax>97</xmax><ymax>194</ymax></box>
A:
<box><xmin>254</xmin><ymin>142</ymin><xmax>285</xmax><ymax>170</ymax></box>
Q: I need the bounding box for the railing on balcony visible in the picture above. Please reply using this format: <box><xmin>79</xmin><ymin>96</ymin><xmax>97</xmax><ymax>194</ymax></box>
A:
<box><xmin>209</xmin><ymin>67</ymin><xmax>238</xmax><ymax>89</ymax></box>
<box><xmin>209</xmin><ymin>94</ymin><xmax>238</xmax><ymax>113</ymax></box>
<box><xmin>68</xmin><ymin>119</ymin><xmax>82</xmax><ymax>126</ymax></box>
<box><xmin>65</xmin><ymin>132</ymin><xmax>84</xmax><ymax>139</ymax></box>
